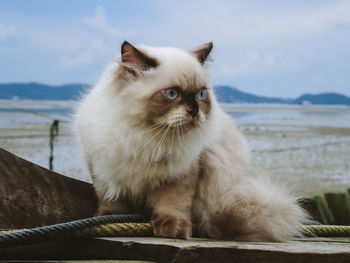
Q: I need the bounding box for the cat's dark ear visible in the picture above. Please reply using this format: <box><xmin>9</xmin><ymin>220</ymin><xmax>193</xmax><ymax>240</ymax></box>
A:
<box><xmin>121</xmin><ymin>41</ymin><xmax>158</xmax><ymax>74</ymax></box>
<box><xmin>190</xmin><ymin>42</ymin><xmax>213</xmax><ymax>64</ymax></box>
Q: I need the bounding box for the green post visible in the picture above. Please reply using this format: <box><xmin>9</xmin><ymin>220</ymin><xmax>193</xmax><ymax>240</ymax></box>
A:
<box><xmin>313</xmin><ymin>195</ymin><xmax>334</xmax><ymax>225</ymax></box>
<box><xmin>324</xmin><ymin>192</ymin><xmax>350</xmax><ymax>225</ymax></box>
<box><xmin>298</xmin><ymin>197</ymin><xmax>328</xmax><ymax>224</ymax></box>
<box><xmin>49</xmin><ymin>119</ymin><xmax>59</xmax><ymax>170</ymax></box>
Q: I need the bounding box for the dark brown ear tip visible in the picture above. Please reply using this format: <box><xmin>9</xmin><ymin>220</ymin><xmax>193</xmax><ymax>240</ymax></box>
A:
<box><xmin>204</xmin><ymin>42</ymin><xmax>213</xmax><ymax>51</ymax></box>
<box><xmin>121</xmin><ymin>41</ymin><xmax>133</xmax><ymax>54</ymax></box>
<box><xmin>122</xmin><ymin>40</ymin><xmax>131</xmax><ymax>46</ymax></box>
<box><xmin>208</xmin><ymin>42</ymin><xmax>214</xmax><ymax>51</ymax></box>
<box><xmin>190</xmin><ymin>41</ymin><xmax>214</xmax><ymax>64</ymax></box>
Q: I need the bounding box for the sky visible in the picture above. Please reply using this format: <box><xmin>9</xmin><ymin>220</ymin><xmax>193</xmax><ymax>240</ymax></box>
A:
<box><xmin>0</xmin><ymin>0</ymin><xmax>349</xmax><ymax>98</ymax></box>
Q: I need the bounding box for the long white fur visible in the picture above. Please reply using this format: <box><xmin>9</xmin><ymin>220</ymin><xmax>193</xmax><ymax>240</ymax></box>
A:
<box><xmin>75</xmin><ymin>46</ymin><xmax>216</xmax><ymax>197</ymax></box>
<box><xmin>74</xmin><ymin>44</ymin><xmax>307</xmax><ymax>241</ymax></box>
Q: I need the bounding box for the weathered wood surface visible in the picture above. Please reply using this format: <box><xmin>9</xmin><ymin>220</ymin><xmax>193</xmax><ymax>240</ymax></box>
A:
<box><xmin>2</xmin><ymin>148</ymin><xmax>350</xmax><ymax>262</ymax></box>
<box><xmin>0</xmin><ymin>147</ymin><xmax>97</xmax><ymax>228</ymax></box>
<box><xmin>1</xmin><ymin>237</ymin><xmax>350</xmax><ymax>262</ymax></box>
<box><xmin>0</xmin><ymin>261</ymin><xmax>154</xmax><ymax>263</ymax></box>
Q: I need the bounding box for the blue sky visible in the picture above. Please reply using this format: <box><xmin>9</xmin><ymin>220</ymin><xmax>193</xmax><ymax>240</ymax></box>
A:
<box><xmin>0</xmin><ymin>0</ymin><xmax>349</xmax><ymax>98</ymax></box>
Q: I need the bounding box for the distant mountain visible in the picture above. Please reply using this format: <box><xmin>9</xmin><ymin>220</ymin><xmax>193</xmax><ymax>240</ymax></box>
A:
<box><xmin>215</xmin><ymin>86</ymin><xmax>350</xmax><ymax>105</ymax></box>
<box><xmin>213</xmin><ymin>85</ymin><xmax>293</xmax><ymax>104</ymax></box>
<box><xmin>0</xmin><ymin>82</ymin><xmax>349</xmax><ymax>105</ymax></box>
<box><xmin>0</xmin><ymin>82</ymin><xmax>90</xmax><ymax>100</ymax></box>
<box><xmin>294</xmin><ymin>93</ymin><xmax>350</xmax><ymax>105</ymax></box>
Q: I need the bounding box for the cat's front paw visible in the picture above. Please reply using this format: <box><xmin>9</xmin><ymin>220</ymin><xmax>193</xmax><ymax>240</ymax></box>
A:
<box><xmin>151</xmin><ymin>212</ymin><xmax>192</xmax><ymax>239</ymax></box>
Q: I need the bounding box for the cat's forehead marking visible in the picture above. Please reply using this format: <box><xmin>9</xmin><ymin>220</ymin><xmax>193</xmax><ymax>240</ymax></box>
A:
<box><xmin>142</xmin><ymin>46</ymin><xmax>208</xmax><ymax>91</ymax></box>
<box><xmin>170</xmin><ymin>70</ymin><xmax>207</xmax><ymax>93</ymax></box>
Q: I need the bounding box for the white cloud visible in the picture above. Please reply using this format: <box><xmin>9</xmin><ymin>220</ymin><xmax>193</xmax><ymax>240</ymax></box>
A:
<box><xmin>83</xmin><ymin>6</ymin><xmax>122</xmax><ymax>38</ymax></box>
<box><xmin>146</xmin><ymin>0</ymin><xmax>350</xmax><ymax>80</ymax></box>
<box><xmin>7</xmin><ymin>5</ymin><xmax>126</xmax><ymax>70</ymax></box>
<box><xmin>215</xmin><ymin>51</ymin><xmax>301</xmax><ymax>78</ymax></box>
<box><xmin>241</xmin><ymin>0</ymin><xmax>350</xmax><ymax>41</ymax></box>
<box><xmin>61</xmin><ymin>50</ymin><xmax>94</xmax><ymax>70</ymax></box>
<box><xmin>60</xmin><ymin>40</ymin><xmax>115</xmax><ymax>70</ymax></box>
<box><xmin>0</xmin><ymin>21</ymin><xmax>15</xmax><ymax>42</ymax></box>
<box><xmin>60</xmin><ymin>6</ymin><xmax>126</xmax><ymax>70</ymax></box>
<box><xmin>152</xmin><ymin>0</ymin><xmax>350</xmax><ymax>45</ymax></box>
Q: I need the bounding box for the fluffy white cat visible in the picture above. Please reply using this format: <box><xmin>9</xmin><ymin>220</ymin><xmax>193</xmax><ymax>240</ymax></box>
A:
<box><xmin>74</xmin><ymin>41</ymin><xmax>307</xmax><ymax>241</ymax></box>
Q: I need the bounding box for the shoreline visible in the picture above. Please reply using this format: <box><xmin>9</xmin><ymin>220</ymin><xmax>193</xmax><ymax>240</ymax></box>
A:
<box><xmin>1</xmin><ymin>101</ymin><xmax>349</xmax><ymax>197</ymax></box>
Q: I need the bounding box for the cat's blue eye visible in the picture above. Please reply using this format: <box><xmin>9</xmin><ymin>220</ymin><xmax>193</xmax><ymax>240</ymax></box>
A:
<box><xmin>197</xmin><ymin>89</ymin><xmax>207</xmax><ymax>101</ymax></box>
<box><xmin>164</xmin><ymin>88</ymin><xmax>178</xmax><ymax>100</ymax></box>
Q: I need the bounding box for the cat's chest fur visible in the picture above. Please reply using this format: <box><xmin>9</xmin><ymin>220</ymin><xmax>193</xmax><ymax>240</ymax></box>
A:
<box><xmin>88</xmin><ymin>115</ymin><xmax>208</xmax><ymax>197</ymax></box>
<box><xmin>121</xmin><ymin>126</ymin><xmax>204</xmax><ymax>174</ymax></box>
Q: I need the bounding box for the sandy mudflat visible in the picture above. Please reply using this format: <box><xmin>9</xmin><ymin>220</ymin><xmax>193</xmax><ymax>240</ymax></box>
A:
<box><xmin>1</xmin><ymin>100</ymin><xmax>350</xmax><ymax>197</ymax></box>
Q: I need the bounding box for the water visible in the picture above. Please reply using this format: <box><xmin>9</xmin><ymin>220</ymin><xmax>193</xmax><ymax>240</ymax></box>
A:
<box><xmin>0</xmin><ymin>100</ymin><xmax>349</xmax><ymax>196</ymax></box>
<box><xmin>224</xmin><ymin>104</ymin><xmax>350</xmax><ymax>128</ymax></box>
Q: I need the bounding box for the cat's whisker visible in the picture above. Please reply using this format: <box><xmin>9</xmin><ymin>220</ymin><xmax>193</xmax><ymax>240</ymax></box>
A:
<box><xmin>146</xmin><ymin>126</ymin><xmax>169</xmax><ymax>177</ymax></box>
<box><xmin>176</xmin><ymin>126</ymin><xmax>182</xmax><ymax>149</ymax></box>
<box><xmin>134</xmin><ymin>122</ymin><xmax>167</xmax><ymax>155</ymax></box>
<box><xmin>129</xmin><ymin>121</ymin><xmax>166</xmax><ymax>139</ymax></box>
<box><xmin>179</xmin><ymin>125</ymin><xmax>185</xmax><ymax>148</ymax></box>
<box><xmin>129</xmin><ymin>123</ymin><xmax>167</xmax><ymax>177</ymax></box>
<box><xmin>146</xmin><ymin>125</ymin><xmax>170</xmax><ymax>178</ymax></box>
<box><xmin>182</xmin><ymin>124</ymin><xmax>190</xmax><ymax>135</ymax></box>
<box><xmin>169</xmin><ymin>127</ymin><xmax>176</xmax><ymax>173</ymax></box>
<box><xmin>155</xmin><ymin>125</ymin><xmax>170</xmax><ymax>157</ymax></box>
<box><xmin>154</xmin><ymin>125</ymin><xmax>170</xmax><ymax>177</ymax></box>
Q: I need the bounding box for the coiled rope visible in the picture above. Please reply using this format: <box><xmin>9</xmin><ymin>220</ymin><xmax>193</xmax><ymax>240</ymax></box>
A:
<box><xmin>0</xmin><ymin>214</ymin><xmax>147</xmax><ymax>247</ymax></box>
<box><xmin>305</xmin><ymin>225</ymin><xmax>350</xmax><ymax>237</ymax></box>
<box><xmin>1</xmin><ymin>214</ymin><xmax>350</xmax><ymax>248</ymax></box>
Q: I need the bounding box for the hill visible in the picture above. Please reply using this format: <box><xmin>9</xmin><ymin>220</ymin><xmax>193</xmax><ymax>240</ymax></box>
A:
<box><xmin>0</xmin><ymin>82</ymin><xmax>90</xmax><ymax>100</ymax></box>
<box><xmin>294</xmin><ymin>93</ymin><xmax>350</xmax><ymax>105</ymax></box>
<box><xmin>0</xmin><ymin>82</ymin><xmax>349</xmax><ymax>105</ymax></box>
<box><xmin>213</xmin><ymin>85</ymin><xmax>293</xmax><ymax>104</ymax></box>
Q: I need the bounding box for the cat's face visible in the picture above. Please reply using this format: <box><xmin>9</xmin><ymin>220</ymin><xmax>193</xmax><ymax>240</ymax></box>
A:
<box><xmin>145</xmin><ymin>81</ymin><xmax>211</xmax><ymax>132</ymax></box>
<box><xmin>115</xmin><ymin>41</ymin><xmax>214</xmax><ymax>135</ymax></box>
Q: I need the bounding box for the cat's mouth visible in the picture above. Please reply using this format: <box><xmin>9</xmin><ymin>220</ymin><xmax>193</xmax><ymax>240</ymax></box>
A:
<box><xmin>167</xmin><ymin>116</ymin><xmax>190</xmax><ymax>126</ymax></box>
<box><xmin>166</xmin><ymin>116</ymin><xmax>200</xmax><ymax>131</ymax></box>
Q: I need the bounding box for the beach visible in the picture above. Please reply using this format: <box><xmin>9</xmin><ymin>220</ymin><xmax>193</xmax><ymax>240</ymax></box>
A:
<box><xmin>1</xmin><ymin>100</ymin><xmax>349</xmax><ymax>197</ymax></box>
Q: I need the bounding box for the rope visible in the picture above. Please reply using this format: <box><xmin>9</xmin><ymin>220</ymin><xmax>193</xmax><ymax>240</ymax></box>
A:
<box><xmin>0</xmin><ymin>214</ymin><xmax>146</xmax><ymax>247</ymax></box>
<box><xmin>1</xmin><ymin>214</ymin><xmax>350</xmax><ymax>248</ymax></box>
<box><xmin>77</xmin><ymin>222</ymin><xmax>153</xmax><ymax>238</ymax></box>
<box><xmin>304</xmin><ymin>225</ymin><xmax>350</xmax><ymax>237</ymax></box>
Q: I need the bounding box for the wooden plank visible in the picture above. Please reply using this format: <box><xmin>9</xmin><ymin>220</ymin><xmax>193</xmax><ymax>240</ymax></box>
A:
<box><xmin>1</xmin><ymin>237</ymin><xmax>350</xmax><ymax>262</ymax></box>
<box><xmin>324</xmin><ymin>193</ymin><xmax>350</xmax><ymax>225</ymax></box>
<box><xmin>0</xmin><ymin>147</ymin><xmax>98</xmax><ymax>228</ymax></box>
<box><xmin>63</xmin><ymin>261</ymin><xmax>156</xmax><ymax>263</ymax></box>
<box><xmin>0</xmin><ymin>261</ymin><xmax>155</xmax><ymax>263</ymax></box>
<box><xmin>1</xmin><ymin>148</ymin><xmax>350</xmax><ymax>262</ymax></box>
